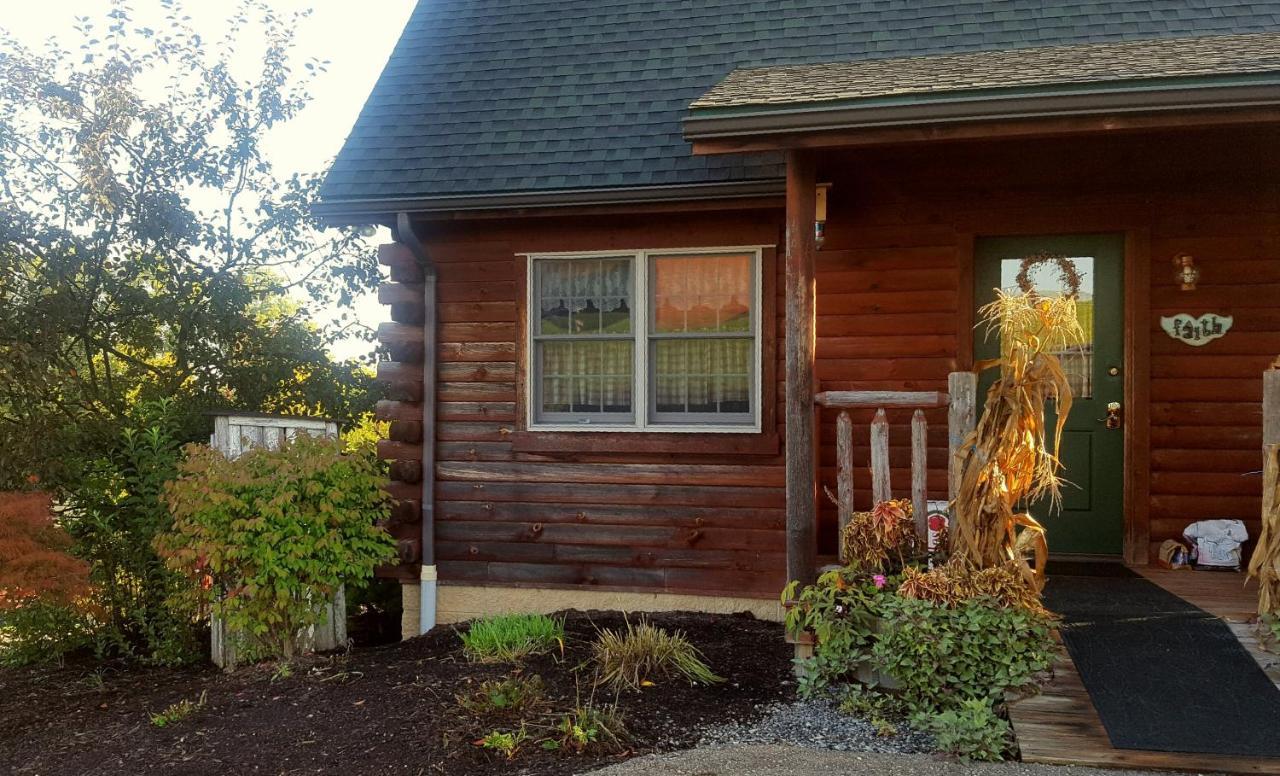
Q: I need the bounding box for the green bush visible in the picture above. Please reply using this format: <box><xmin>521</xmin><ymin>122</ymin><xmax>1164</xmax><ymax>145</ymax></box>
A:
<box><xmin>157</xmin><ymin>435</ymin><xmax>396</xmax><ymax>662</ymax></box>
<box><xmin>592</xmin><ymin>620</ymin><xmax>722</xmax><ymax>692</ymax></box>
<box><xmin>874</xmin><ymin>596</ymin><xmax>1054</xmax><ymax>713</ymax></box>
<box><xmin>460</xmin><ymin>614</ymin><xmax>565</xmax><ymax>662</ymax></box>
<box><xmin>916</xmin><ymin>698</ymin><xmax>1011</xmax><ymax>761</ymax></box>
<box><xmin>0</xmin><ymin>601</ymin><xmax>94</xmax><ymax>667</ymax></box>
<box><xmin>782</xmin><ymin>568</ymin><xmax>896</xmax><ymax>697</ymax></box>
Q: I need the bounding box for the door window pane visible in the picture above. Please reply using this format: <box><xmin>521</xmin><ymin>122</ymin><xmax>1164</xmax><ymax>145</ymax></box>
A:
<box><xmin>1000</xmin><ymin>256</ymin><xmax>1095</xmax><ymax>398</ymax></box>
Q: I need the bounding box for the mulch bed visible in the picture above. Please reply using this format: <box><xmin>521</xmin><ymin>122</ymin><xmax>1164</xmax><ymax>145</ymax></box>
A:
<box><xmin>0</xmin><ymin>610</ymin><xmax>793</xmax><ymax>775</ymax></box>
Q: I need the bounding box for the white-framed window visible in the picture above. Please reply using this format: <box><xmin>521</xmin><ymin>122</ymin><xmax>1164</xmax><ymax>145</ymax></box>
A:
<box><xmin>526</xmin><ymin>246</ymin><xmax>765</xmax><ymax>432</ymax></box>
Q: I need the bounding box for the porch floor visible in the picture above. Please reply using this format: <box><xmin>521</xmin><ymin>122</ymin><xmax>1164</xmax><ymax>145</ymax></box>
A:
<box><xmin>1008</xmin><ymin>568</ymin><xmax>1280</xmax><ymax>775</ymax></box>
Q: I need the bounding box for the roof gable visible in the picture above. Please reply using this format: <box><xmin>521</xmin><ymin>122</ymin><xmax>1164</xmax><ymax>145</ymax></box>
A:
<box><xmin>320</xmin><ymin>1</ymin><xmax>1280</xmax><ymax>213</ymax></box>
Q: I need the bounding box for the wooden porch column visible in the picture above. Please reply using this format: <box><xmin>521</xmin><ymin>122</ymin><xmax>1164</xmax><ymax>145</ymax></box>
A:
<box><xmin>784</xmin><ymin>151</ymin><xmax>817</xmax><ymax>587</ymax></box>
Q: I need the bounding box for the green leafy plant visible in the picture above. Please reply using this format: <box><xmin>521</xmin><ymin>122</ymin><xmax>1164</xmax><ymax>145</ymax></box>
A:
<box><xmin>149</xmin><ymin>691</ymin><xmax>207</xmax><ymax>727</ymax></box>
<box><xmin>592</xmin><ymin>619</ymin><xmax>722</xmax><ymax>692</ymax></box>
<box><xmin>459</xmin><ymin>614</ymin><xmax>565</xmax><ymax>663</ymax></box>
<box><xmin>546</xmin><ymin>701</ymin><xmax>627</xmax><ymax>754</ymax></box>
<box><xmin>476</xmin><ymin>728</ymin><xmax>528</xmax><ymax>759</ymax></box>
<box><xmin>457</xmin><ymin>674</ymin><xmax>546</xmax><ymax>718</ymax></box>
<box><xmin>836</xmin><ymin>684</ymin><xmax>903</xmax><ymax>737</ymax></box>
<box><xmin>916</xmin><ymin>698</ymin><xmax>1011</xmax><ymax>761</ymax></box>
<box><xmin>873</xmin><ymin>596</ymin><xmax>1054</xmax><ymax>713</ymax></box>
<box><xmin>157</xmin><ymin>435</ymin><xmax>396</xmax><ymax>663</ymax></box>
<box><xmin>782</xmin><ymin>568</ymin><xmax>896</xmax><ymax>697</ymax></box>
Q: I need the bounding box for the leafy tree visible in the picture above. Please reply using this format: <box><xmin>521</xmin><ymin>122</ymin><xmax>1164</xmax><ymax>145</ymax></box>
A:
<box><xmin>0</xmin><ymin>0</ymin><xmax>382</xmax><ymax>490</ymax></box>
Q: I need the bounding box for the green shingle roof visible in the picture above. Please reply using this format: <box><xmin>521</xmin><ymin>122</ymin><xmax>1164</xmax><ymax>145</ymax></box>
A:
<box><xmin>319</xmin><ymin>1</ymin><xmax>1280</xmax><ymax>213</ymax></box>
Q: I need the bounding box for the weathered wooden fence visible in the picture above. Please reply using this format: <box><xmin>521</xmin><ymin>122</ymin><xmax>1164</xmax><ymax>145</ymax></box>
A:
<box><xmin>208</xmin><ymin>413</ymin><xmax>345</xmax><ymax>669</ymax></box>
<box><xmin>815</xmin><ymin>371</ymin><xmax>977</xmax><ymax>558</ymax></box>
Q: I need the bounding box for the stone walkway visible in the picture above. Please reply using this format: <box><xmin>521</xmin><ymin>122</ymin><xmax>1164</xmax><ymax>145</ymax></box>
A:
<box><xmin>590</xmin><ymin>745</ymin><xmax>1193</xmax><ymax>776</ymax></box>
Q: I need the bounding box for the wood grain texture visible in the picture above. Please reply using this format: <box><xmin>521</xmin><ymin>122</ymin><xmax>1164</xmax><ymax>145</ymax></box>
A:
<box><xmin>784</xmin><ymin>150</ymin><xmax>818</xmax><ymax>587</ymax></box>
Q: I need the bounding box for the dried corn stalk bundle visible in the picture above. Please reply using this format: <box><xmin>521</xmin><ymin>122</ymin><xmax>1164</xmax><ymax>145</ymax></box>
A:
<box><xmin>951</xmin><ymin>290</ymin><xmax>1084</xmax><ymax>592</ymax></box>
<box><xmin>1248</xmin><ymin>444</ymin><xmax>1280</xmax><ymax>618</ymax></box>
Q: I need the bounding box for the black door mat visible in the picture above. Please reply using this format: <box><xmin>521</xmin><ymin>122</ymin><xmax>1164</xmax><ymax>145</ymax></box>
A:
<box><xmin>1045</xmin><ymin>559</ymin><xmax>1138</xmax><ymax>579</ymax></box>
<box><xmin>1044</xmin><ymin>575</ymin><xmax>1280</xmax><ymax>757</ymax></box>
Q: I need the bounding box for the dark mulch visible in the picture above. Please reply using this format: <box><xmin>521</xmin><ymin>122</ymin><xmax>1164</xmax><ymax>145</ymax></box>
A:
<box><xmin>0</xmin><ymin>610</ymin><xmax>793</xmax><ymax>775</ymax></box>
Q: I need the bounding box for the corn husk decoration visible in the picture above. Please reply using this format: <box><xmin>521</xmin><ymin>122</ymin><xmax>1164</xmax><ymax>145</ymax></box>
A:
<box><xmin>950</xmin><ymin>290</ymin><xmax>1085</xmax><ymax>592</ymax></box>
<box><xmin>1248</xmin><ymin>443</ymin><xmax>1280</xmax><ymax>620</ymax></box>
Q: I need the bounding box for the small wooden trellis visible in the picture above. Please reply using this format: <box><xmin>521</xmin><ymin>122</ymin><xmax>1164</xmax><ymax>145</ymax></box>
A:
<box><xmin>207</xmin><ymin>413</ymin><xmax>345</xmax><ymax>669</ymax></box>
<box><xmin>815</xmin><ymin>372</ymin><xmax>977</xmax><ymax>556</ymax></box>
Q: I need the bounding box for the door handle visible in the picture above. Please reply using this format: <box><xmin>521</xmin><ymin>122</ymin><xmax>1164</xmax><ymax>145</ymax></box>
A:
<box><xmin>1100</xmin><ymin>402</ymin><xmax>1122</xmax><ymax>430</ymax></box>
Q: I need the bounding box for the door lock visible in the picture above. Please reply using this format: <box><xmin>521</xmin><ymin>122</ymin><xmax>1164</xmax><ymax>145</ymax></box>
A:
<box><xmin>1102</xmin><ymin>402</ymin><xmax>1122</xmax><ymax>430</ymax></box>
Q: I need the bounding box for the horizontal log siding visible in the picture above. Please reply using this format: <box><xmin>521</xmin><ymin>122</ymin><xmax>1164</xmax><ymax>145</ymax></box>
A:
<box><xmin>378</xmin><ymin>212</ymin><xmax>789</xmax><ymax>595</ymax></box>
<box><xmin>375</xmin><ymin>126</ymin><xmax>1280</xmax><ymax>587</ymax></box>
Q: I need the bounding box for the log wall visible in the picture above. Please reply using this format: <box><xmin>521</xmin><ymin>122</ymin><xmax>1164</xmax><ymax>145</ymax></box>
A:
<box><xmin>375</xmin><ymin>125</ymin><xmax>1280</xmax><ymax>595</ymax></box>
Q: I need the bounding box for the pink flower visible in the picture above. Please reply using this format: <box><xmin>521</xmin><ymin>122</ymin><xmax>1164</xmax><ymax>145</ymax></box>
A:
<box><xmin>873</xmin><ymin>574</ymin><xmax>887</xmax><ymax>589</ymax></box>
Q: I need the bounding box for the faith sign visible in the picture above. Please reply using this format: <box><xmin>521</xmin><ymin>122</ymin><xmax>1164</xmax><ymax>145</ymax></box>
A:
<box><xmin>1160</xmin><ymin>313</ymin><xmax>1233</xmax><ymax>347</ymax></box>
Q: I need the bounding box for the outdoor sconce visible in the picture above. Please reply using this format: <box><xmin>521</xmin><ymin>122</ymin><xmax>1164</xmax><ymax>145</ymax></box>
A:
<box><xmin>815</xmin><ymin>183</ymin><xmax>831</xmax><ymax>248</ymax></box>
<box><xmin>1173</xmin><ymin>253</ymin><xmax>1200</xmax><ymax>291</ymax></box>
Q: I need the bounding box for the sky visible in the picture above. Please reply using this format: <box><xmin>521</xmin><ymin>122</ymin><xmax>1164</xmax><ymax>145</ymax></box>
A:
<box><xmin>2</xmin><ymin>0</ymin><xmax>420</xmax><ymax>360</ymax></box>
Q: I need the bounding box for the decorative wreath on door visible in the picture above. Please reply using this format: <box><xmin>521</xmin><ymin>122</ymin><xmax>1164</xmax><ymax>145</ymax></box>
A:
<box><xmin>1015</xmin><ymin>252</ymin><xmax>1082</xmax><ymax>300</ymax></box>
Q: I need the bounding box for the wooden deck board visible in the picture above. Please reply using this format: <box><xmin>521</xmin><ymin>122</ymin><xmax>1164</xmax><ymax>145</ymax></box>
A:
<box><xmin>1008</xmin><ymin>568</ymin><xmax>1280</xmax><ymax>774</ymax></box>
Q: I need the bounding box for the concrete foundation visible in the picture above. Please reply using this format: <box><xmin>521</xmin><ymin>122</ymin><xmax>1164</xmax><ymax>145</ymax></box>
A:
<box><xmin>399</xmin><ymin>582</ymin><xmax>784</xmax><ymax>640</ymax></box>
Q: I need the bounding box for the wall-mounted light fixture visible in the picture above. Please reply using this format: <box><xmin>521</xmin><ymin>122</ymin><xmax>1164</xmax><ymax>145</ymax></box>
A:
<box><xmin>815</xmin><ymin>183</ymin><xmax>832</xmax><ymax>248</ymax></box>
<box><xmin>1172</xmin><ymin>253</ymin><xmax>1200</xmax><ymax>291</ymax></box>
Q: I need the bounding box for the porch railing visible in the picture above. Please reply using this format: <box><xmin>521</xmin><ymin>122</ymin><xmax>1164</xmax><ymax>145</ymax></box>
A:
<box><xmin>815</xmin><ymin>372</ymin><xmax>977</xmax><ymax>557</ymax></box>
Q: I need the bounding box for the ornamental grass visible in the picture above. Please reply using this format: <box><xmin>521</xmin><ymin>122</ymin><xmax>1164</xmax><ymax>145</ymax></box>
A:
<box><xmin>592</xmin><ymin>620</ymin><xmax>722</xmax><ymax>692</ymax></box>
<box><xmin>951</xmin><ymin>290</ymin><xmax>1084</xmax><ymax>591</ymax></box>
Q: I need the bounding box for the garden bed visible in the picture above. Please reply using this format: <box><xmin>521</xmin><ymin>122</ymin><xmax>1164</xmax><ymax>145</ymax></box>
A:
<box><xmin>0</xmin><ymin>610</ymin><xmax>792</xmax><ymax>776</ymax></box>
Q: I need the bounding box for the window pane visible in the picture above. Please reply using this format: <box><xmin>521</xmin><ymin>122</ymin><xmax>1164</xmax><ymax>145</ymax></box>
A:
<box><xmin>539</xmin><ymin>340</ymin><xmax>632</xmax><ymax>417</ymax></box>
<box><xmin>653</xmin><ymin>338</ymin><xmax>751</xmax><ymax>417</ymax></box>
<box><xmin>538</xmin><ymin>258</ymin><xmax>632</xmax><ymax>336</ymax></box>
<box><xmin>999</xmin><ymin>256</ymin><xmax>1094</xmax><ymax>398</ymax></box>
<box><xmin>652</xmin><ymin>253</ymin><xmax>752</xmax><ymax>334</ymax></box>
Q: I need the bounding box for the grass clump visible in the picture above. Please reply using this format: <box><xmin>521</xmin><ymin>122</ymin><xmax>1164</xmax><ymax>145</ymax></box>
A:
<box><xmin>460</xmin><ymin>613</ymin><xmax>564</xmax><ymax>662</ymax></box>
<box><xmin>456</xmin><ymin>674</ymin><xmax>546</xmax><ymax>717</ymax></box>
<box><xmin>149</xmin><ymin>691</ymin><xmax>207</xmax><ymax>727</ymax></box>
<box><xmin>592</xmin><ymin>619</ymin><xmax>722</xmax><ymax>692</ymax></box>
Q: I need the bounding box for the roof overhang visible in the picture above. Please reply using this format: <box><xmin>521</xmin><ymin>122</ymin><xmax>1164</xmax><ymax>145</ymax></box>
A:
<box><xmin>312</xmin><ymin>179</ymin><xmax>786</xmax><ymax>226</ymax></box>
<box><xmin>684</xmin><ymin>73</ymin><xmax>1280</xmax><ymax>154</ymax></box>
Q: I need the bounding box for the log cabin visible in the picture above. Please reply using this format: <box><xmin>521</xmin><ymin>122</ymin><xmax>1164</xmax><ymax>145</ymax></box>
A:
<box><xmin>316</xmin><ymin>1</ymin><xmax>1280</xmax><ymax>640</ymax></box>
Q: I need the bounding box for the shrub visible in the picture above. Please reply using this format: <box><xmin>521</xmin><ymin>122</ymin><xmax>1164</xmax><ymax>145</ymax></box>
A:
<box><xmin>63</xmin><ymin>402</ymin><xmax>202</xmax><ymax>665</ymax></box>
<box><xmin>0</xmin><ymin>492</ymin><xmax>91</xmax><ymax>609</ymax></box>
<box><xmin>592</xmin><ymin>619</ymin><xmax>722</xmax><ymax>692</ymax></box>
<box><xmin>873</xmin><ymin>596</ymin><xmax>1054</xmax><ymax>713</ymax></box>
<box><xmin>157</xmin><ymin>434</ymin><xmax>396</xmax><ymax>662</ymax></box>
<box><xmin>782</xmin><ymin>568</ymin><xmax>896</xmax><ymax>697</ymax></box>
<box><xmin>460</xmin><ymin>614</ymin><xmax>564</xmax><ymax>663</ymax></box>
<box><xmin>897</xmin><ymin>560</ymin><xmax>1048</xmax><ymax>615</ymax></box>
<box><xmin>839</xmin><ymin>499</ymin><xmax>919</xmax><ymax>573</ymax></box>
<box><xmin>456</xmin><ymin>674</ymin><xmax>546</xmax><ymax>718</ymax></box>
<box><xmin>916</xmin><ymin>698</ymin><xmax>1011</xmax><ymax>761</ymax></box>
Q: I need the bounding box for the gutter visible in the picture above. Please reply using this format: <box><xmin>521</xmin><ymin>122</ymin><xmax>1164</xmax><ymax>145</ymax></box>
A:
<box><xmin>683</xmin><ymin>76</ymin><xmax>1280</xmax><ymax>140</ymax></box>
<box><xmin>313</xmin><ymin>180</ymin><xmax>786</xmax><ymax>225</ymax></box>
<box><xmin>394</xmin><ymin>211</ymin><xmax>438</xmax><ymax>636</ymax></box>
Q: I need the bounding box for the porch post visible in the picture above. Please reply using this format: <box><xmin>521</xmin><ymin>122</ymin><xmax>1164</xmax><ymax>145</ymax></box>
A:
<box><xmin>784</xmin><ymin>150</ymin><xmax>817</xmax><ymax>587</ymax></box>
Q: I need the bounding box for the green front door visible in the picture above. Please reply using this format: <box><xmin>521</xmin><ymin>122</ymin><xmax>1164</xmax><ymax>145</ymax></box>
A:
<box><xmin>974</xmin><ymin>234</ymin><xmax>1125</xmax><ymax>557</ymax></box>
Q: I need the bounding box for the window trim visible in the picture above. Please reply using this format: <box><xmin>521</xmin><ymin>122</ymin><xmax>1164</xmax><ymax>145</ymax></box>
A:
<box><xmin>523</xmin><ymin>246</ymin><xmax>767</xmax><ymax>434</ymax></box>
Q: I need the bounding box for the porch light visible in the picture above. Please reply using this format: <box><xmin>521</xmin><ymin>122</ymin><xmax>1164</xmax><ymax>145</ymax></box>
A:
<box><xmin>815</xmin><ymin>183</ymin><xmax>831</xmax><ymax>248</ymax></box>
<box><xmin>1173</xmin><ymin>253</ymin><xmax>1200</xmax><ymax>291</ymax></box>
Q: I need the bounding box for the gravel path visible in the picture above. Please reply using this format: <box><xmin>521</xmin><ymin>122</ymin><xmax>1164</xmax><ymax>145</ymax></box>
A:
<box><xmin>589</xmin><ymin>745</ymin><xmax>1197</xmax><ymax>776</ymax></box>
<box><xmin>697</xmin><ymin>699</ymin><xmax>934</xmax><ymax>754</ymax></box>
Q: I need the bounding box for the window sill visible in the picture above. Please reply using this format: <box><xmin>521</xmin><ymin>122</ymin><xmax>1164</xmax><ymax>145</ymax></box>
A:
<box><xmin>509</xmin><ymin>430</ymin><xmax>780</xmax><ymax>456</ymax></box>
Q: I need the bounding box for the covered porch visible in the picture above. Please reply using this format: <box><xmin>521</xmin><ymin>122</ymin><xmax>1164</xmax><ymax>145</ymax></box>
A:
<box><xmin>685</xmin><ymin>30</ymin><xmax>1280</xmax><ymax>772</ymax></box>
